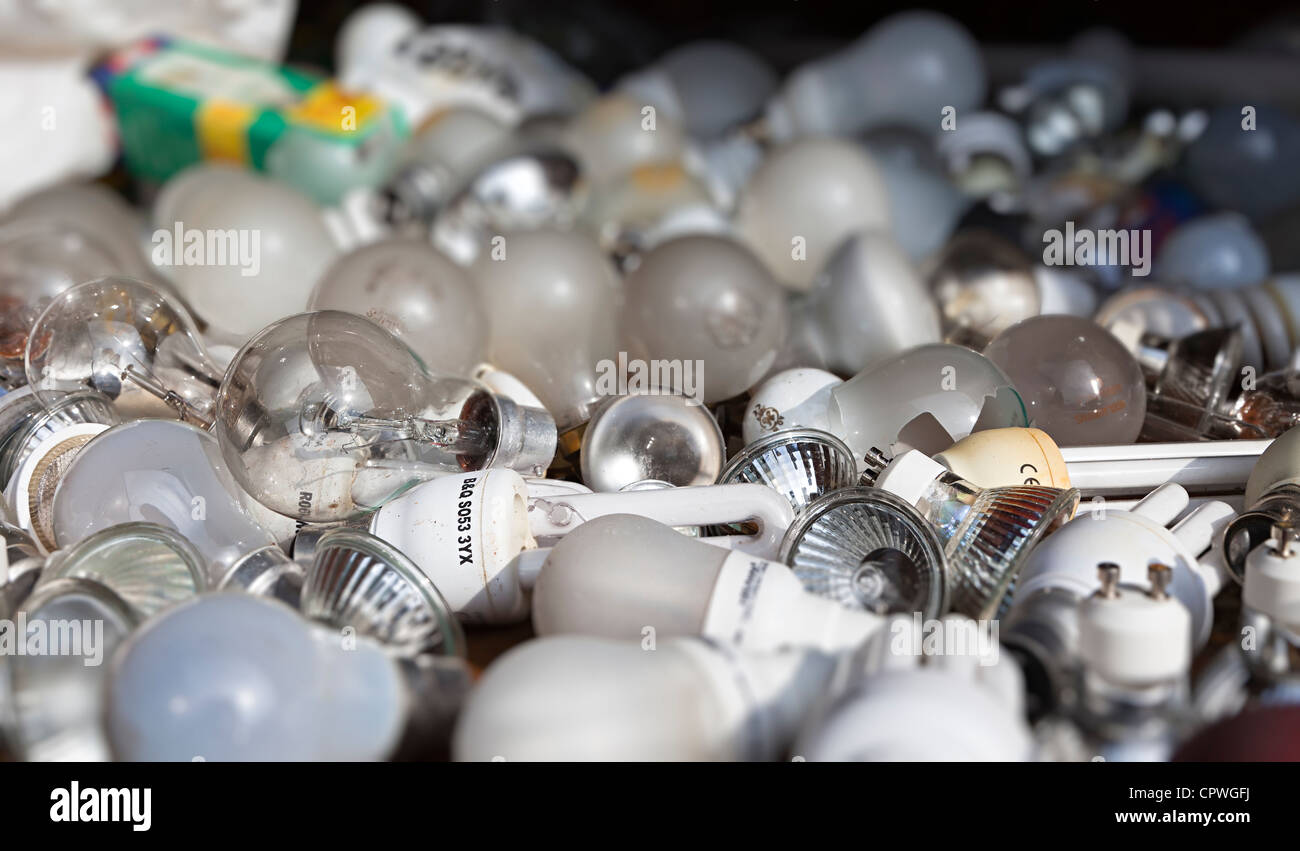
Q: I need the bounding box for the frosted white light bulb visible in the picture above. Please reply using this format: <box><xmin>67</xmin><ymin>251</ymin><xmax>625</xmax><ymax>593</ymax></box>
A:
<box><xmin>801</xmin><ymin>231</ymin><xmax>942</xmax><ymax>376</ymax></box>
<box><xmin>743</xmin><ymin>368</ymin><xmax>841</xmax><ymax>445</ymax></box>
<box><xmin>105</xmin><ymin>593</ymin><xmax>406</xmax><ymax>761</ymax></box>
<box><xmin>735</xmin><ymin>138</ymin><xmax>891</xmax><ymax>291</ymax></box>
<box><xmin>3</xmin><ymin>182</ymin><xmax>153</xmax><ymax>279</ymax></box>
<box><xmin>616</xmin><ymin>41</ymin><xmax>778</xmax><ymax>139</ymax></box>
<box><xmin>214</xmin><ymin>311</ymin><xmax>556</xmax><ymax>522</ymax></box>
<box><xmin>532</xmin><ymin>514</ymin><xmax>884</xmax><ymax>652</ymax></box>
<box><xmin>454</xmin><ymin>635</ymin><xmax>835</xmax><ymax>761</ymax></box>
<box><xmin>562</xmin><ymin>94</ymin><xmax>689</xmax><ymax>187</ymax></box>
<box><xmin>25</xmin><ymin>277</ymin><xmax>224</xmax><ymax>424</ymax></box>
<box><xmin>764</xmin><ymin>11</ymin><xmax>985</xmax><ymax>139</ymax></box>
<box><xmin>51</xmin><ymin>419</ymin><xmax>294</xmax><ymax>590</ymax></box>
<box><xmin>1155</xmin><ymin>212</ymin><xmax>1270</xmax><ymax>290</ymax></box>
<box><xmin>622</xmin><ymin>235</ymin><xmax>788</xmax><ymax>404</ymax></box>
<box><xmin>151</xmin><ymin>165</ymin><xmax>339</xmax><ymax>342</ymax></box>
<box><xmin>828</xmin><ymin>343</ymin><xmax>1028</xmax><ymax>461</ymax></box>
<box><xmin>336</xmin><ymin>2</ymin><xmax>421</xmax><ymax>74</ymax></box>
<box><xmin>471</xmin><ymin>228</ymin><xmax>621</xmax><ymax>432</ymax></box>
<box><xmin>309</xmin><ymin>239</ymin><xmax>488</xmax><ymax>377</ymax></box>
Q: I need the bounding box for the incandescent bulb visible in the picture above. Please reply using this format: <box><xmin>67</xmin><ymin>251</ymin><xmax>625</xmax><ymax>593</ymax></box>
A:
<box><xmin>622</xmin><ymin>235</ymin><xmax>787</xmax><ymax>404</ymax></box>
<box><xmin>561</xmin><ymin>94</ymin><xmax>689</xmax><ymax>187</ymax></box>
<box><xmin>309</xmin><ymin>239</ymin><xmax>488</xmax><ymax>377</ymax></box>
<box><xmin>926</xmin><ymin>230</ymin><xmax>1042</xmax><ymax>348</ymax></box>
<box><xmin>151</xmin><ymin>165</ymin><xmax>339</xmax><ymax>342</ymax></box>
<box><xmin>984</xmin><ymin>315</ymin><xmax>1146</xmax><ymax>446</ymax></box>
<box><xmin>0</xmin><ymin>219</ymin><xmax>123</xmax><ymax>387</ymax></box>
<box><xmin>214</xmin><ymin>311</ymin><xmax>556</xmax><ymax>522</ymax></box>
<box><xmin>735</xmin><ymin>138</ymin><xmax>891</xmax><ymax>291</ymax></box>
<box><xmin>471</xmin><ymin>228</ymin><xmax>621</xmax><ymax>432</ymax></box>
<box><xmin>24</xmin><ymin>277</ymin><xmax>224</xmax><ymax>424</ymax></box>
<box><xmin>580</xmin><ymin>392</ymin><xmax>724</xmax><ymax>492</ymax></box>
<box><xmin>764</xmin><ymin>11</ymin><xmax>985</xmax><ymax>139</ymax></box>
<box><xmin>828</xmin><ymin>343</ymin><xmax>1027</xmax><ymax>462</ymax></box>
<box><xmin>51</xmin><ymin>419</ymin><xmax>296</xmax><ymax>592</ymax></box>
<box><xmin>743</xmin><ymin>368</ymin><xmax>841</xmax><ymax>444</ymax></box>
<box><xmin>1154</xmin><ymin>212</ymin><xmax>1270</xmax><ymax>290</ymax></box>
<box><xmin>105</xmin><ymin>593</ymin><xmax>406</xmax><ymax>761</ymax></box>
<box><xmin>1185</xmin><ymin>104</ymin><xmax>1300</xmax><ymax>221</ymax></box>
<box><xmin>3</xmin><ymin>182</ymin><xmax>153</xmax><ymax>280</ymax></box>
<box><xmin>801</xmin><ymin>231</ymin><xmax>942</xmax><ymax>376</ymax></box>
<box><xmin>532</xmin><ymin>513</ymin><xmax>884</xmax><ymax>652</ymax></box>
<box><xmin>616</xmin><ymin>41</ymin><xmax>778</xmax><ymax>139</ymax></box>
<box><xmin>453</xmin><ymin>635</ymin><xmax>835</xmax><ymax>761</ymax></box>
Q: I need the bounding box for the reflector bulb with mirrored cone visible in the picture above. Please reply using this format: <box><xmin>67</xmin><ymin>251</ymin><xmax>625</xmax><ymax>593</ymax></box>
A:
<box><xmin>828</xmin><ymin>343</ymin><xmax>1027</xmax><ymax>464</ymax></box>
<box><xmin>716</xmin><ymin>427</ymin><xmax>857</xmax><ymax>518</ymax></box>
<box><xmin>105</xmin><ymin>593</ymin><xmax>406</xmax><ymax>761</ymax></box>
<box><xmin>780</xmin><ymin>487</ymin><xmax>947</xmax><ymax>620</ymax></box>
<box><xmin>561</xmin><ymin>94</ymin><xmax>689</xmax><ymax>187</ymax></box>
<box><xmin>39</xmin><ymin>522</ymin><xmax>206</xmax><ymax>619</ymax></box>
<box><xmin>580</xmin><ymin>392</ymin><xmax>724</xmax><ymax>493</ymax></box>
<box><xmin>622</xmin><ymin>235</ymin><xmax>788</xmax><ymax>404</ymax></box>
<box><xmin>870</xmin><ymin>449</ymin><xmax>1080</xmax><ymax>620</ymax></box>
<box><xmin>763</xmin><ymin>11</ymin><xmax>985</xmax><ymax>139</ymax></box>
<box><xmin>302</xmin><ymin>527</ymin><xmax>466</xmax><ymax>659</ymax></box>
<box><xmin>309</xmin><ymin>239</ymin><xmax>488</xmax><ymax>378</ymax></box>
<box><xmin>800</xmin><ymin>231</ymin><xmax>942</xmax><ymax>376</ymax></box>
<box><xmin>471</xmin><ymin>228</ymin><xmax>619</xmax><ymax>432</ymax></box>
<box><xmin>3</xmin><ymin>576</ymin><xmax>137</xmax><ymax>761</ymax></box>
<box><xmin>735</xmin><ymin>138</ymin><xmax>891</xmax><ymax>291</ymax></box>
<box><xmin>150</xmin><ymin>165</ymin><xmax>339</xmax><ymax>342</ymax></box>
<box><xmin>984</xmin><ymin>315</ymin><xmax>1146</xmax><ymax>447</ymax></box>
<box><xmin>214</xmin><ymin>311</ymin><xmax>556</xmax><ymax>522</ymax></box>
<box><xmin>532</xmin><ymin>513</ymin><xmax>884</xmax><ymax>652</ymax></box>
<box><xmin>24</xmin><ymin>276</ymin><xmax>224</xmax><ymax>425</ymax></box>
<box><xmin>51</xmin><ymin>419</ymin><xmax>294</xmax><ymax>590</ymax></box>
<box><xmin>454</xmin><ymin>634</ymin><xmax>836</xmax><ymax>761</ymax></box>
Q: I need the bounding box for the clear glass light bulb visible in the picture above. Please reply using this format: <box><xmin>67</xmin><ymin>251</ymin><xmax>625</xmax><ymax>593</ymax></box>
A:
<box><xmin>622</xmin><ymin>234</ymin><xmax>787</xmax><ymax>404</ymax></box>
<box><xmin>24</xmin><ymin>276</ymin><xmax>224</xmax><ymax>425</ymax></box>
<box><xmin>214</xmin><ymin>311</ymin><xmax>556</xmax><ymax>522</ymax></box>
<box><xmin>532</xmin><ymin>513</ymin><xmax>883</xmax><ymax>652</ymax></box>
<box><xmin>562</xmin><ymin>94</ymin><xmax>689</xmax><ymax>187</ymax></box>
<box><xmin>150</xmin><ymin>164</ymin><xmax>339</xmax><ymax>342</ymax></box>
<box><xmin>0</xmin><ymin>219</ymin><xmax>122</xmax><ymax>386</ymax></box>
<box><xmin>617</xmin><ymin>41</ymin><xmax>778</xmax><ymax>139</ymax></box>
<box><xmin>453</xmin><ymin>635</ymin><xmax>834</xmax><ymax>761</ymax></box>
<box><xmin>1155</xmin><ymin>212</ymin><xmax>1270</xmax><ymax>290</ymax></box>
<box><xmin>309</xmin><ymin>239</ymin><xmax>488</xmax><ymax>378</ymax></box>
<box><xmin>735</xmin><ymin>138</ymin><xmax>891</xmax><ymax>291</ymax></box>
<box><xmin>764</xmin><ymin>10</ymin><xmax>985</xmax><ymax>138</ymax></box>
<box><xmin>926</xmin><ymin>230</ymin><xmax>1042</xmax><ymax>348</ymax></box>
<box><xmin>828</xmin><ymin>343</ymin><xmax>1028</xmax><ymax>460</ymax></box>
<box><xmin>105</xmin><ymin>593</ymin><xmax>406</xmax><ymax>761</ymax></box>
<box><xmin>984</xmin><ymin>315</ymin><xmax>1147</xmax><ymax>446</ymax></box>
<box><xmin>471</xmin><ymin>228</ymin><xmax>620</xmax><ymax>432</ymax></box>
<box><xmin>51</xmin><ymin>419</ymin><xmax>292</xmax><ymax>589</ymax></box>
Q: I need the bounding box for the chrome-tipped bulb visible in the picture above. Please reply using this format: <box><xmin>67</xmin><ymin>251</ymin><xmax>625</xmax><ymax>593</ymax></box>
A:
<box><xmin>301</xmin><ymin>528</ymin><xmax>465</xmax><ymax>659</ymax></box>
<box><xmin>780</xmin><ymin>487</ymin><xmax>947</xmax><ymax>619</ymax></box>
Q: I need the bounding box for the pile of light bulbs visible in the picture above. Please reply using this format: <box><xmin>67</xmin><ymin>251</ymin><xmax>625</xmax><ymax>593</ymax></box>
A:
<box><xmin>2</xmin><ymin>2</ymin><xmax>1300</xmax><ymax>763</ymax></box>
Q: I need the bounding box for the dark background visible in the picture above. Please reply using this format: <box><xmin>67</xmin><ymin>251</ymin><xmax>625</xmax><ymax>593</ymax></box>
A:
<box><xmin>288</xmin><ymin>0</ymin><xmax>1300</xmax><ymax>83</ymax></box>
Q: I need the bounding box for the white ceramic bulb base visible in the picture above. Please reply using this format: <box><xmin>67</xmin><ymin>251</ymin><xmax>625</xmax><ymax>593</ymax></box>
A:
<box><xmin>1079</xmin><ymin>588</ymin><xmax>1192</xmax><ymax>689</ymax></box>
<box><xmin>1244</xmin><ymin>539</ymin><xmax>1300</xmax><ymax>634</ymax></box>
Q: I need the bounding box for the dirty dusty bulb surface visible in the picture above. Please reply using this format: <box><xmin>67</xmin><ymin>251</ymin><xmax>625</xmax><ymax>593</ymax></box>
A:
<box><xmin>213</xmin><ymin>311</ymin><xmax>556</xmax><ymax>523</ymax></box>
<box><xmin>24</xmin><ymin>277</ymin><xmax>224</xmax><ymax>425</ymax></box>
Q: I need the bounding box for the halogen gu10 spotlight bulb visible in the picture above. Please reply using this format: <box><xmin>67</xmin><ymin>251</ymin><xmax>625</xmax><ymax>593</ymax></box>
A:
<box><xmin>213</xmin><ymin>311</ymin><xmax>557</xmax><ymax>523</ymax></box>
<box><xmin>24</xmin><ymin>277</ymin><xmax>224</xmax><ymax>425</ymax></box>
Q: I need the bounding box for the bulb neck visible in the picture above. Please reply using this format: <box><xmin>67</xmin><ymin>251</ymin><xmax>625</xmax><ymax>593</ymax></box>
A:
<box><xmin>220</xmin><ymin>545</ymin><xmax>304</xmax><ymax>608</ymax></box>
<box><xmin>489</xmin><ymin>395</ymin><xmax>557</xmax><ymax>477</ymax></box>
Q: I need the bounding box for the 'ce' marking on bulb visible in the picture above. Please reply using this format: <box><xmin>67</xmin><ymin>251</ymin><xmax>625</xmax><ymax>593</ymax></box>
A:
<box><xmin>1020</xmin><ymin>463</ymin><xmax>1040</xmax><ymax>486</ymax></box>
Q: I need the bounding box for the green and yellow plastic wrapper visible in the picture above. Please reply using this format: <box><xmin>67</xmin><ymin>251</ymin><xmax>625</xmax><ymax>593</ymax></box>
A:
<box><xmin>95</xmin><ymin>37</ymin><xmax>408</xmax><ymax>204</ymax></box>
